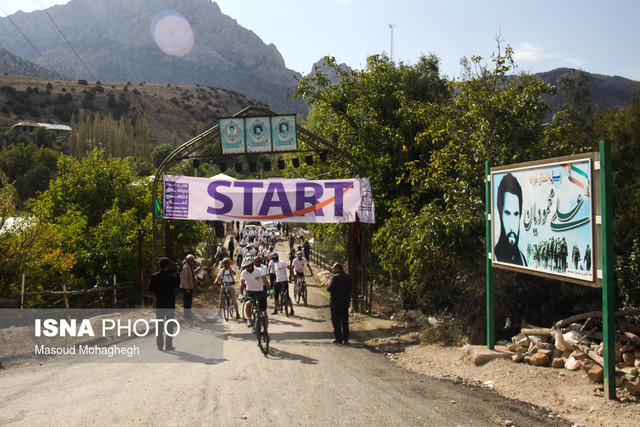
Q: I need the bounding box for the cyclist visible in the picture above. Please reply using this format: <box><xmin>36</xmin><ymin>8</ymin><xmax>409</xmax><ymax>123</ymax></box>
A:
<box><xmin>290</xmin><ymin>250</ymin><xmax>313</xmax><ymax>287</ymax></box>
<box><xmin>215</xmin><ymin>257</ymin><xmax>239</xmax><ymax>319</ymax></box>
<box><xmin>240</xmin><ymin>256</ymin><xmax>269</xmax><ymax>328</ymax></box>
<box><xmin>268</xmin><ymin>252</ymin><xmax>294</xmax><ymax>316</ymax></box>
<box><xmin>214</xmin><ymin>243</ymin><xmax>226</xmax><ymax>267</ymax></box>
<box><xmin>253</xmin><ymin>255</ymin><xmax>267</xmax><ymax>277</ymax></box>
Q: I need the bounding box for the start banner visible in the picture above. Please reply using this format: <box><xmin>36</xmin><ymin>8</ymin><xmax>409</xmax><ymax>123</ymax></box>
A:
<box><xmin>163</xmin><ymin>175</ymin><xmax>375</xmax><ymax>223</ymax></box>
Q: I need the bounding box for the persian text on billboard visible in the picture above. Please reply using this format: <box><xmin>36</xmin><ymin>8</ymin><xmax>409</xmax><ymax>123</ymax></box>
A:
<box><xmin>491</xmin><ymin>159</ymin><xmax>593</xmax><ymax>282</ymax></box>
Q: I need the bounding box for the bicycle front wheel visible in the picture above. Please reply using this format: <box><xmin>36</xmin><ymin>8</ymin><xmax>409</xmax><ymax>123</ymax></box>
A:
<box><xmin>283</xmin><ymin>293</ymin><xmax>290</xmax><ymax>317</ymax></box>
<box><xmin>301</xmin><ymin>284</ymin><xmax>308</xmax><ymax>307</ymax></box>
<box><xmin>295</xmin><ymin>283</ymin><xmax>302</xmax><ymax>304</ymax></box>
<box><xmin>223</xmin><ymin>295</ymin><xmax>231</xmax><ymax>321</ymax></box>
<box><xmin>256</xmin><ymin>315</ymin><xmax>269</xmax><ymax>354</ymax></box>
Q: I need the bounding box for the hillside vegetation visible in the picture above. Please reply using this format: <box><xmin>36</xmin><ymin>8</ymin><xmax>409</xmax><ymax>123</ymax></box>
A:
<box><xmin>0</xmin><ymin>73</ymin><xmax>267</xmax><ymax>146</ymax></box>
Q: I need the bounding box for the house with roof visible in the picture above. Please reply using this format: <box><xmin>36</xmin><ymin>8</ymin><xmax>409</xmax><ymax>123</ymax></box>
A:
<box><xmin>10</xmin><ymin>121</ymin><xmax>72</xmax><ymax>137</ymax></box>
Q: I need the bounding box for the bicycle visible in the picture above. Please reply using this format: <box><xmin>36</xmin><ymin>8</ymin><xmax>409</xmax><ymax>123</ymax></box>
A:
<box><xmin>277</xmin><ymin>283</ymin><xmax>292</xmax><ymax>317</ymax></box>
<box><xmin>294</xmin><ymin>272</ymin><xmax>308</xmax><ymax>307</ymax></box>
<box><xmin>220</xmin><ymin>284</ymin><xmax>236</xmax><ymax>321</ymax></box>
<box><xmin>244</xmin><ymin>294</ymin><xmax>270</xmax><ymax>354</ymax></box>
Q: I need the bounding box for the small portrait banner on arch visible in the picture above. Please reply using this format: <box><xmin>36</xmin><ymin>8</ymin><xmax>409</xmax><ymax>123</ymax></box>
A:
<box><xmin>491</xmin><ymin>155</ymin><xmax>595</xmax><ymax>284</ymax></box>
<box><xmin>271</xmin><ymin>115</ymin><xmax>297</xmax><ymax>152</ymax></box>
<box><xmin>220</xmin><ymin>118</ymin><xmax>245</xmax><ymax>154</ymax></box>
<box><xmin>245</xmin><ymin>117</ymin><xmax>272</xmax><ymax>153</ymax></box>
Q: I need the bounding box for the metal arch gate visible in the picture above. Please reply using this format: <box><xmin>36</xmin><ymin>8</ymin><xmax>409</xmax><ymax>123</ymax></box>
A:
<box><xmin>147</xmin><ymin>105</ymin><xmax>371</xmax><ymax>313</ymax></box>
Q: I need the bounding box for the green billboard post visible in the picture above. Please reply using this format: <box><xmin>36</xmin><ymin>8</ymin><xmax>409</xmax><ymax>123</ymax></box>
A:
<box><xmin>485</xmin><ymin>161</ymin><xmax>495</xmax><ymax>350</ymax></box>
<box><xmin>600</xmin><ymin>140</ymin><xmax>616</xmax><ymax>400</ymax></box>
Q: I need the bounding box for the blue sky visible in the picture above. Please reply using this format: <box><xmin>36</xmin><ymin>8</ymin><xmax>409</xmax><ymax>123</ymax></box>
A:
<box><xmin>2</xmin><ymin>0</ymin><xmax>639</xmax><ymax>80</ymax></box>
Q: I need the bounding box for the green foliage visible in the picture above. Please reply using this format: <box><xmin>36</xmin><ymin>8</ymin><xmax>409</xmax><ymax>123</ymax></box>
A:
<box><xmin>0</xmin><ymin>142</ymin><xmax>60</xmax><ymax>207</ymax></box>
<box><xmin>294</xmin><ymin>54</ymin><xmax>450</xmax><ymax>218</ymax></box>
<box><xmin>595</xmin><ymin>92</ymin><xmax>640</xmax><ymax>308</ymax></box>
<box><xmin>294</xmin><ymin>46</ymin><xmax>623</xmax><ymax>340</ymax></box>
<box><xmin>151</xmin><ymin>144</ymin><xmax>174</xmax><ymax>168</ymax></box>
<box><xmin>30</xmin><ymin>150</ymin><xmax>152</xmax><ymax>287</ymax></box>
<box><xmin>0</xmin><ymin>172</ymin><xmax>75</xmax><ymax>303</ymax></box>
<box><xmin>68</xmin><ymin>110</ymin><xmax>152</xmax><ymax>159</ymax></box>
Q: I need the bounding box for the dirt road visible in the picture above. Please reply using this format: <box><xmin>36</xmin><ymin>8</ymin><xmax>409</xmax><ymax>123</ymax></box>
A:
<box><xmin>0</xmin><ymin>239</ymin><xmax>572</xmax><ymax>426</ymax></box>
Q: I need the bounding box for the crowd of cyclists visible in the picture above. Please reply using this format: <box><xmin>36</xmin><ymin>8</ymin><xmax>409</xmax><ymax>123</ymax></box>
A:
<box><xmin>213</xmin><ymin>223</ymin><xmax>314</xmax><ymax>329</ymax></box>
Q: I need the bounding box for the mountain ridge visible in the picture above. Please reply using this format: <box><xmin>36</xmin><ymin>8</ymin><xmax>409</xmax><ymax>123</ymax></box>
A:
<box><xmin>0</xmin><ymin>0</ymin><xmax>305</xmax><ymax>114</ymax></box>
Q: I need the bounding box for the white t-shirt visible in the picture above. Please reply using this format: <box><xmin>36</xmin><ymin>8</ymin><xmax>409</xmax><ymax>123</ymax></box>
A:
<box><xmin>269</xmin><ymin>259</ymin><xmax>289</xmax><ymax>282</ymax></box>
<box><xmin>217</xmin><ymin>267</ymin><xmax>236</xmax><ymax>285</ymax></box>
<box><xmin>241</xmin><ymin>268</ymin><xmax>266</xmax><ymax>292</ymax></box>
<box><xmin>291</xmin><ymin>257</ymin><xmax>308</xmax><ymax>273</ymax></box>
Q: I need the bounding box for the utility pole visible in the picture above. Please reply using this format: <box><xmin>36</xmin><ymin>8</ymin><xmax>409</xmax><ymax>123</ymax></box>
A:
<box><xmin>388</xmin><ymin>24</ymin><xmax>395</xmax><ymax>63</ymax></box>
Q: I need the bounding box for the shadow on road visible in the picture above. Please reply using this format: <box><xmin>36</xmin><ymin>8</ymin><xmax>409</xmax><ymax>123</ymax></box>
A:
<box><xmin>168</xmin><ymin>349</ymin><xmax>225</xmax><ymax>365</ymax></box>
<box><xmin>265</xmin><ymin>346</ymin><xmax>318</xmax><ymax>364</ymax></box>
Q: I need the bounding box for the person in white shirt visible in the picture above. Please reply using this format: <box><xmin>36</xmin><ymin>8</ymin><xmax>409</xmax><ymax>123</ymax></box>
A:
<box><xmin>291</xmin><ymin>250</ymin><xmax>313</xmax><ymax>277</ymax></box>
<box><xmin>215</xmin><ymin>258</ymin><xmax>239</xmax><ymax>319</ymax></box>
<box><xmin>268</xmin><ymin>252</ymin><xmax>294</xmax><ymax>316</ymax></box>
<box><xmin>240</xmin><ymin>256</ymin><xmax>270</xmax><ymax>327</ymax></box>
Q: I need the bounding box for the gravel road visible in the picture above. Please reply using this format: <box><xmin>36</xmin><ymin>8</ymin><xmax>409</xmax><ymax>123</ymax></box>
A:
<box><xmin>0</xmin><ymin>270</ymin><xmax>569</xmax><ymax>426</ymax></box>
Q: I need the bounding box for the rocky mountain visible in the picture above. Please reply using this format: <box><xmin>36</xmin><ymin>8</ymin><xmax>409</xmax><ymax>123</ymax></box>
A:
<box><xmin>0</xmin><ymin>0</ymin><xmax>305</xmax><ymax>114</ymax></box>
<box><xmin>306</xmin><ymin>58</ymin><xmax>351</xmax><ymax>85</ymax></box>
<box><xmin>0</xmin><ymin>48</ymin><xmax>61</xmax><ymax>80</ymax></box>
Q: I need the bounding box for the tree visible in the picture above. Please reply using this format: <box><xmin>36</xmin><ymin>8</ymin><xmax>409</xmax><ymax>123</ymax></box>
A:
<box><xmin>0</xmin><ymin>143</ymin><xmax>59</xmax><ymax>207</ymax></box>
<box><xmin>0</xmin><ymin>172</ymin><xmax>75</xmax><ymax>303</ymax></box>
<box><xmin>594</xmin><ymin>91</ymin><xmax>640</xmax><ymax>308</ymax></box>
<box><xmin>294</xmin><ymin>46</ymin><xmax>598</xmax><ymax>340</ymax></box>
<box><xmin>151</xmin><ymin>144</ymin><xmax>174</xmax><ymax>168</ymax></box>
<box><xmin>31</xmin><ymin>150</ymin><xmax>152</xmax><ymax>287</ymax></box>
<box><xmin>294</xmin><ymin>54</ymin><xmax>450</xmax><ymax>220</ymax></box>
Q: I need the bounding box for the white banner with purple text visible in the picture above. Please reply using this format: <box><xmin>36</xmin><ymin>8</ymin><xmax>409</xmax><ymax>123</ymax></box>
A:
<box><xmin>163</xmin><ymin>175</ymin><xmax>375</xmax><ymax>223</ymax></box>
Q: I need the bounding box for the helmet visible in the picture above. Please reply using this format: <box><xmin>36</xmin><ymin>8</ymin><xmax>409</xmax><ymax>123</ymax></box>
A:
<box><xmin>296</xmin><ymin>251</ymin><xmax>303</xmax><ymax>258</ymax></box>
<box><xmin>270</xmin><ymin>252</ymin><xmax>279</xmax><ymax>260</ymax></box>
<box><xmin>222</xmin><ymin>257</ymin><xmax>230</xmax><ymax>264</ymax></box>
<box><xmin>241</xmin><ymin>256</ymin><xmax>254</xmax><ymax>268</ymax></box>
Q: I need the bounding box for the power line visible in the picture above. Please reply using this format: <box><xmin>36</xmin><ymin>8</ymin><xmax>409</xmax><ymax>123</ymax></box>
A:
<box><xmin>0</xmin><ymin>5</ymin><xmax>63</xmax><ymax>80</ymax></box>
<box><xmin>37</xmin><ymin>0</ymin><xmax>97</xmax><ymax>81</ymax></box>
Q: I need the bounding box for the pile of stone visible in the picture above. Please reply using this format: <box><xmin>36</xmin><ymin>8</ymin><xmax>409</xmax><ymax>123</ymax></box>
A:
<box><xmin>506</xmin><ymin>309</ymin><xmax>640</xmax><ymax>396</ymax></box>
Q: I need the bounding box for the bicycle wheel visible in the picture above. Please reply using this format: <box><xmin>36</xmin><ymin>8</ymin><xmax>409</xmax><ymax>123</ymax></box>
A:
<box><xmin>293</xmin><ymin>281</ymin><xmax>299</xmax><ymax>303</ymax></box>
<box><xmin>283</xmin><ymin>292</ymin><xmax>290</xmax><ymax>317</ymax></box>
<box><xmin>225</xmin><ymin>294</ymin><xmax>233</xmax><ymax>321</ymax></box>
<box><xmin>301</xmin><ymin>283</ymin><xmax>308</xmax><ymax>307</ymax></box>
<box><xmin>295</xmin><ymin>282</ymin><xmax>302</xmax><ymax>304</ymax></box>
<box><xmin>258</xmin><ymin>315</ymin><xmax>269</xmax><ymax>355</ymax></box>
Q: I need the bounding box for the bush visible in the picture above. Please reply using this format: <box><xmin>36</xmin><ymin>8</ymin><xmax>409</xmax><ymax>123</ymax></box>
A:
<box><xmin>419</xmin><ymin>312</ymin><xmax>473</xmax><ymax>346</ymax></box>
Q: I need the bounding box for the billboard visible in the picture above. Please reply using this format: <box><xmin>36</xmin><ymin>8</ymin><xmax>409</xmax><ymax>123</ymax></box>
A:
<box><xmin>491</xmin><ymin>155</ymin><xmax>595</xmax><ymax>284</ymax></box>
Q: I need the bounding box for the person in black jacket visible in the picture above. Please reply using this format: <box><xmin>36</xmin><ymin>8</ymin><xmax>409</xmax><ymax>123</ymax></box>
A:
<box><xmin>326</xmin><ymin>263</ymin><xmax>352</xmax><ymax>344</ymax></box>
<box><xmin>147</xmin><ymin>257</ymin><xmax>180</xmax><ymax>351</ymax></box>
